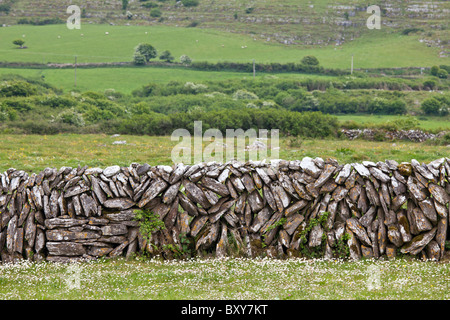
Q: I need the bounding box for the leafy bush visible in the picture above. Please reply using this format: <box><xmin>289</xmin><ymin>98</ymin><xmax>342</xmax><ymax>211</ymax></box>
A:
<box><xmin>437</xmin><ymin>69</ymin><xmax>448</xmax><ymax>79</ymax></box>
<box><xmin>232</xmin><ymin>89</ymin><xmax>258</xmax><ymax>100</ymax></box>
<box><xmin>12</xmin><ymin>39</ymin><xmax>25</xmax><ymax>48</ymax></box>
<box><xmin>0</xmin><ymin>80</ymin><xmax>37</xmax><ymax>97</ymax></box>
<box><xmin>150</xmin><ymin>8</ymin><xmax>162</xmax><ymax>17</ymax></box>
<box><xmin>16</xmin><ymin>17</ymin><xmax>64</xmax><ymax>25</ymax></box>
<box><xmin>54</xmin><ymin>108</ymin><xmax>85</xmax><ymax>127</ymax></box>
<box><xmin>182</xmin><ymin>0</ymin><xmax>199</xmax><ymax>7</ymax></box>
<box><xmin>423</xmin><ymin>79</ymin><xmax>437</xmax><ymax>90</ymax></box>
<box><xmin>301</xmin><ymin>55</ymin><xmax>320</xmax><ymax>66</ymax></box>
<box><xmin>159</xmin><ymin>50</ymin><xmax>174</xmax><ymax>62</ymax></box>
<box><xmin>180</xmin><ymin>55</ymin><xmax>192</xmax><ymax>65</ymax></box>
<box><xmin>133</xmin><ymin>52</ymin><xmax>147</xmax><ymax>65</ymax></box>
<box><xmin>421</xmin><ymin>97</ymin><xmax>441</xmax><ymax>115</ymax></box>
<box><xmin>401</xmin><ymin>28</ymin><xmax>423</xmax><ymax>35</ymax></box>
<box><xmin>141</xmin><ymin>2</ymin><xmax>159</xmax><ymax>8</ymax></box>
<box><xmin>0</xmin><ymin>3</ymin><xmax>11</xmax><ymax>14</ymax></box>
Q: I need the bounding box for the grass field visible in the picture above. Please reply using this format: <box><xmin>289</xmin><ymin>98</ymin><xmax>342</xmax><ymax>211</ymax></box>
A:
<box><xmin>0</xmin><ymin>67</ymin><xmax>336</xmax><ymax>94</ymax></box>
<box><xmin>0</xmin><ymin>257</ymin><xmax>448</xmax><ymax>300</ymax></box>
<box><xmin>0</xmin><ymin>24</ymin><xmax>445</xmax><ymax>68</ymax></box>
<box><xmin>337</xmin><ymin>114</ymin><xmax>450</xmax><ymax>132</ymax></box>
<box><xmin>1</xmin><ymin>133</ymin><xmax>449</xmax><ymax>173</ymax></box>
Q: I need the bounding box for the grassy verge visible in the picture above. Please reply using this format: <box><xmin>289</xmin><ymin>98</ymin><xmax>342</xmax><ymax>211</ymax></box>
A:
<box><xmin>0</xmin><ymin>257</ymin><xmax>448</xmax><ymax>300</ymax></box>
<box><xmin>1</xmin><ymin>134</ymin><xmax>449</xmax><ymax>173</ymax></box>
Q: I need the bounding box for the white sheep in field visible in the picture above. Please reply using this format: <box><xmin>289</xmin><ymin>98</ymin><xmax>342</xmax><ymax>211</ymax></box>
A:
<box><xmin>105</xmin><ymin>32</ymin><xmax>109</xmax><ymax>35</ymax></box>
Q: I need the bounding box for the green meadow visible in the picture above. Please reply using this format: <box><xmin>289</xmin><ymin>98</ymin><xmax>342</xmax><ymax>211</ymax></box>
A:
<box><xmin>0</xmin><ymin>24</ymin><xmax>445</xmax><ymax>68</ymax></box>
<box><xmin>1</xmin><ymin>133</ymin><xmax>448</xmax><ymax>173</ymax></box>
<box><xmin>0</xmin><ymin>67</ymin><xmax>336</xmax><ymax>94</ymax></box>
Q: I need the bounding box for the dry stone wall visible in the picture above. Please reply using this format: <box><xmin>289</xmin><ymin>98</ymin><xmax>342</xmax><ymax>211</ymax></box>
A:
<box><xmin>0</xmin><ymin>157</ymin><xmax>449</xmax><ymax>263</ymax></box>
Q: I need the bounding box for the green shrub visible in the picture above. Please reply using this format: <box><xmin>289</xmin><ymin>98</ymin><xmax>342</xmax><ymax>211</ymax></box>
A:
<box><xmin>430</xmin><ymin>65</ymin><xmax>439</xmax><ymax>76</ymax></box>
<box><xmin>150</xmin><ymin>8</ymin><xmax>162</xmax><ymax>17</ymax></box>
<box><xmin>232</xmin><ymin>89</ymin><xmax>258</xmax><ymax>100</ymax></box>
<box><xmin>437</xmin><ymin>69</ymin><xmax>448</xmax><ymax>79</ymax></box>
<box><xmin>182</xmin><ymin>0</ymin><xmax>199</xmax><ymax>6</ymax></box>
<box><xmin>421</xmin><ymin>97</ymin><xmax>441</xmax><ymax>115</ymax></box>
<box><xmin>141</xmin><ymin>2</ymin><xmax>159</xmax><ymax>8</ymax></box>
<box><xmin>301</xmin><ymin>55</ymin><xmax>320</xmax><ymax>66</ymax></box>
<box><xmin>423</xmin><ymin>79</ymin><xmax>437</xmax><ymax>90</ymax></box>
<box><xmin>0</xmin><ymin>80</ymin><xmax>37</xmax><ymax>97</ymax></box>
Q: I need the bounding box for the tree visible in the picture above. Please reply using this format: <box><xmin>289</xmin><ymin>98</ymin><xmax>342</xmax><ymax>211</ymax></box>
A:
<box><xmin>430</xmin><ymin>65</ymin><xmax>439</xmax><ymax>76</ymax></box>
<box><xmin>437</xmin><ymin>68</ymin><xmax>448</xmax><ymax>79</ymax></box>
<box><xmin>134</xmin><ymin>43</ymin><xmax>157</xmax><ymax>63</ymax></box>
<box><xmin>159</xmin><ymin>50</ymin><xmax>174</xmax><ymax>63</ymax></box>
<box><xmin>13</xmin><ymin>39</ymin><xmax>25</xmax><ymax>48</ymax></box>
<box><xmin>122</xmin><ymin>0</ymin><xmax>129</xmax><ymax>10</ymax></box>
<box><xmin>301</xmin><ymin>55</ymin><xmax>319</xmax><ymax>66</ymax></box>
<box><xmin>180</xmin><ymin>55</ymin><xmax>192</xmax><ymax>65</ymax></box>
<box><xmin>421</xmin><ymin>97</ymin><xmax>441</xmax><ymax>115</ymax></box>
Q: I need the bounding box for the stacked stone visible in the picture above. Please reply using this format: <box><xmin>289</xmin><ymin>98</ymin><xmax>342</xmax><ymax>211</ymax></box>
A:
<box><xmin>0</xmin><ymin>157</ymin><xmax>449</xmax><ymax>263</ymax></box>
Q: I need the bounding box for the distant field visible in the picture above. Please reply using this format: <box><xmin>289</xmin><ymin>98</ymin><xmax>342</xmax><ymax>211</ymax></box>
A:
<box><xmin>1</xmin><ymin>134</ymin><xmax>448</xmax><ymax>173</ymax></box>
<box><xmin>337</xmin><ymin>114</ymin><xmax>450</xmax><ymax>132</ymax></box>
<box><xmin>0</xmin><ymin>67</ymin><xmax>336</xmax><ymax>93</ymax></box>
<box><xmin>0</xmin><ymin>24</ymin><xmax>445</xmax><ymax>68</ymax></box>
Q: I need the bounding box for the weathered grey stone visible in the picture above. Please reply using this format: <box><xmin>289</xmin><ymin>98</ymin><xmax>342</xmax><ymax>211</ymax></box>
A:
<box><xmin>428</xmin><ymin>183</ymin><xmax>449</xmax><ymax>204</ymax></box>
<box><xmin>249</xmin><ymin>207</ymin><xmax>272</xmax><ymax>233</ymax></box>
<box><xmin>435</xmin><ymin>216</ymin><xmax>447</xmax><ymax>259</ymax></box>
<box><xmin>63</xmin><ymin>185</ymin><xmax>90</xmax><ymax>198</ymax></box>
<box><xmin>184</xmin><ymin>180</ymin><xmax>211</xmax><ymax>208</ymax></box>
<box><xmin>46</xmin><ymin>230</ymin><xmax>101</xmax><ymax>241</ymax></box>
<box><xmin>283</xmin><ymin>212</ymin><xmax>304</xmax><ymax>235</ymax></box>
<box><xmin>109</xmin><ymin>240</ymin><xmax>129</xmax><ymax>257</ymax></box>
<box><xmin>103</xmin><ymin>198</ymin><xmax>135</xmax><ymax>210</ymax></box>
<box><xmin>418</xmin><ymin>199</ymin><xmax>438</xmax><ymax>224</ymax></box>
<box><xmin>300</xmin><ymin>157</ymin><xmax>321</xmax><ymax>178</ymax></box>
<box><xmin>314</xmin><ymin>164</ymin><xmax>336</xmax><ymax>188</ymax></box>
<box><xmin>190</xmin><ymin>216</ymin><xmax>209</xmax><ymax>237</ymax></box>
<box><xmin>247</xmin><ymin>189</ymin><xmax>265</xmax><ymax>213</ymax></box>
<box><xmin>46</xmin><ymin>242</ymin><xmax>86</xmax><ymax>256</ymax></box>
<box><xmin>87</xmin><ymin>246</ymin><xmax>113</xmax><ymax>257</ymax></box>
<box><xmin>400</xmin><ymin>227</ymin><xmax>437</xmax><ymax>255</ymax></box>
<box><xmin>196</xmin><ymin>222</ymin><xmax>219</xmax><ymax>251</ymax></box>
<box><xmin>137</xmin><ymin>178</ymin><xmax>168</xmax><ymax>207</ymax></box>
<box><xmin>353</xmin><ymin>163</ymin><xmax>370</xmax><ymax>179</ymax></box>
<box><xmin>387</xmin><ymin>224</ymin><xmax>403</xmax><ymax>247</ymax></box>
<box><xmin>162</xmin><ymin>181</ymin><xmax>181</xmax><ymax>204</ymax></box>
<box><xmin>101</xmin><ymin>224</ymin><xmax>128</xmax><ymax>236</ymax></box>
<box><xmin>410</xmin><ymin>207</ymin><xmax>433</xmax><ymax>233</ymax></box>
<box><xmin>103</xmin><ymin>165</ymin><xmax>121</xmax><ymax>178</ymax></box>
<box><xmin>201</xmin><ymin>177</ymin><xmax>229</xmax><ymax>197</ymax></box>
<box><xmin>335</xmin><ymin>164</ymin><xmax>352</xmax><ymax>184</ymax></box>
<box><xmin>346</xmin><ymin>218</ymin><xmax>372</xmax><ymax>246</ymax></box>
<box><xmin>284</xmin><ymin>200</ymin><xmax>308</xmax><ymax>217</ymax></box>
<box><xmin>45</xmin><ymin>218</ymin><xmax>89</xmax><ymax>229</ymax></box>
<box><xmin>308</xmin><ymin>224</ymin><xmax>323</xmax><ymax>248</ymax></box>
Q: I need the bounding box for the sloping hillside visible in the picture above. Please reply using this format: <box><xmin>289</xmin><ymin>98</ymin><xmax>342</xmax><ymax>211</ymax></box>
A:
<box><xmin>0</xmin><ymin>0</ymin><xmax>448</xmax><ymax>53</ymax></box>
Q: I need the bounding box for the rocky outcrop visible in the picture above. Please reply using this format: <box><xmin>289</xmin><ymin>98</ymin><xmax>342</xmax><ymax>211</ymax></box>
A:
<box><xmin>340</xmin><ymin>129</ymin><xmax>443</xmax><ymax>143</ymax></box>
<box><xmin>0</xmin><ymin>157</ymin><xmax>449</xmax><ymax>263</ymax></box>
